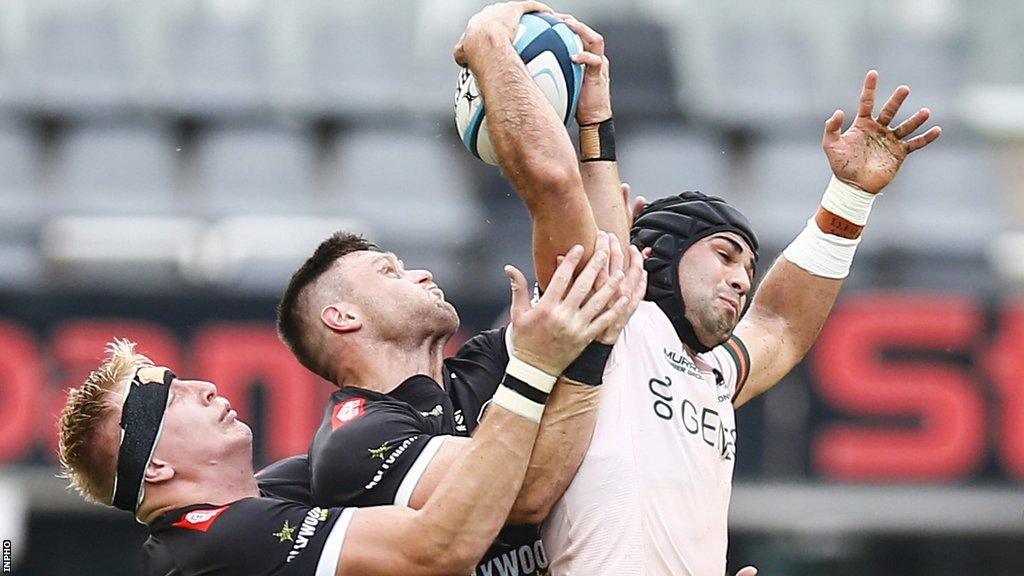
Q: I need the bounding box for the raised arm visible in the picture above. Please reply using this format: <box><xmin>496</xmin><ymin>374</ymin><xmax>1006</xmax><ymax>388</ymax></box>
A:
<box><xmin>455</xmin><ymin>1</ymin><xmax>597</xmax><ymax>288</ymax></box>
<box><xmin>336</xmin><ymin>243</ymin><xmax>633</xmax><ymax>576</ymax></box>
<box><xmin>558</xmin><ymin>13</ymin><xmax>633</xmax><ymax>255</ymax></box>
<box><xmin>733</xmin><ymin>70</ymin><xmax>941</xmax><ymax>407</ymax></box>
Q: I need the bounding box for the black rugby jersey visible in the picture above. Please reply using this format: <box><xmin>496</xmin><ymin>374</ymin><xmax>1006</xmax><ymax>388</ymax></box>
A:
<box><xmin>257</xmin><ymin>454</ymin><xmax>313</xmax><ymax>505</ymax></box>
<box><xmin>307</xmin><ymin>327</ymin><xmax>551</xmax><ymax>576</ymax></box>
<box><xmin>144</xmin><ymin>497</ymin><xmax>351</xmax><ymax>576</ymax></box>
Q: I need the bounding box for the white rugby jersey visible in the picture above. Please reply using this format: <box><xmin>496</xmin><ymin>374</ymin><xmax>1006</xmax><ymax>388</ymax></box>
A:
<box><xmin>542</xmin><ymin>301</ymin><xmax>750</xmax><ymax>576</ymax></box>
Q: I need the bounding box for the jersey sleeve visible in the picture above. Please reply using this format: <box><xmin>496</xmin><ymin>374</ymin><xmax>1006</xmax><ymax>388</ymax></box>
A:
<box><xmin>147</xmin><ymin>499</ymin><xmax>353</xmax><ymax>576</ymax></box>
<box><xmin>703</xmin><ymin>334</ymin><xmax>752</xmax><ymax>402</ymax></box>
<box><xmin>447</xmin><ymin>327</ymin><xmax>510</xmax><ymax>398</ymax></box>
<box><xmin>256</xmin><ymin>455</ymin><xmax>313</xmax><ymax>505</ymax></box>
<box><xmin>309</xmin><ymin>399</ymin><xmax>448</xmax><ymax>508</ymax></box>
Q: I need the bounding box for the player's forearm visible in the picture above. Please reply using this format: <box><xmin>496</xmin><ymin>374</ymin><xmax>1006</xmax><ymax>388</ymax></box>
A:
<box><xmin>466</xmin><ymin>26</ymin><xmax>597</xmax><ymax>287</ymax></box>
<box><xmin>736</xmin><ymin>171</ymin><xmax>881</xmax><ymax>405</ymax></box>
<box><xmin>580</xmin><ymin>160</ymin><xmax>630</xmax><ymax>256</ymax></box>
<box><xmin>466</xmin><ymin>26</ymin><xmax>580</xmax><ymax>200</ymax></box>
<box><xmin>411</xmin><ymin>406</ymin><xmax>539</xmax><ymax>571</ymax></box>
<box><xmin>507</xmin><ymin>380</ymin><xmax>600</xmax><ymax>524</ymax></box>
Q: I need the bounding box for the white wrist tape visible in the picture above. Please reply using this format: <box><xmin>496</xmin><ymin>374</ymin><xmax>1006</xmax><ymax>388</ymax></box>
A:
<box><xmin>783</xmin><ymin>217</ymin><xmax>861</xmax><ymax>279</ymax></box>
<box><xmin>505</xmin><ymin>355</ymin><xmax>557</xmax><ymax>393</ymax></box>
<box><xmin>820</xmin><ymin>175</ymin><xmax>876</xmax><ymax>226</ymax></box>
<box><xmin>491</xmin><ymin>354</ymin><xmax>558</xmax><ymax>423</ymax></box>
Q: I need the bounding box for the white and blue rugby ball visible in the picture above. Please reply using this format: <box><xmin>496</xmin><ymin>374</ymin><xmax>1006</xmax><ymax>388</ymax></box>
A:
<box><xmin>455</xmin><ymin>12</ymin><xmax>584</xmax><ymax>165</ymax></box>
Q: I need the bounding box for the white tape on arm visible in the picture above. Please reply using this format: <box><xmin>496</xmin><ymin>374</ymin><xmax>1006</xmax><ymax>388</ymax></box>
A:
<box><xmin>491</xmin><ymin>354</ymin><xmax>558</xmax><ymax>423</ymax></box>
<box><xmin>783</xmin><ymin>218</ymin><xmax>861</xmax><ymax>279</ymax></box>
<box><xmin>783</xmin><ymin>176</ymin><xmax>876</xmax><ymax>279</ymax></box>
<box><xmin>505</xmin><ymin>354</ymin><xmax>557</xmax><ymax>394</ymax></box>
<box><xmin>820</xmin><ymin>175</ymin><xmax>877</xmax><ymax>226</ymax></box>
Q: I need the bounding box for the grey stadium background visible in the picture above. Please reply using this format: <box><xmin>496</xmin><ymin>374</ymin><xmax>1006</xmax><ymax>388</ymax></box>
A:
<box><xmin>0</xmin><ymin>0</ymin><xmax>1023</xmax><ymax>574</ymax></box>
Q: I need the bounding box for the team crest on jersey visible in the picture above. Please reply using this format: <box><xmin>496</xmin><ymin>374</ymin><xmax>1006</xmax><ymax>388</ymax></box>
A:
<box><xmin>172</xmin><ymin>505</ymin><xmax>229</xmax><ymax>532</ymax></box>
<box><xmin>332</xmin><ymin>398</ymin><xmax>366</xmax><ymax>431</ymax></box>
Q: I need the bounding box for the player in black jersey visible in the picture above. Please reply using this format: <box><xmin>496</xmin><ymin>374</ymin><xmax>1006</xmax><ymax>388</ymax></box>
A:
<box><xmin>275</xmin><ymin>226</ymin><xmax>644</xmax><ymax>576</ymax></box>
<box><xmin>56</xmin><ymin>242</ymin><xmax>639</xmax><ymax>575</ymax></box>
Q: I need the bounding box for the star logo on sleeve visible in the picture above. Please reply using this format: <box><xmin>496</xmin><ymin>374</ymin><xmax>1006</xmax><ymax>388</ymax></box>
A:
<box><xmin>368</xmin><ymin>441</ymin><xmax>393</xmax><ymax>460</ymax></box>
<box><xmin>273</xmin><ymin>520</ymin><xmax>296</xmax><ymax>542</ymax></box>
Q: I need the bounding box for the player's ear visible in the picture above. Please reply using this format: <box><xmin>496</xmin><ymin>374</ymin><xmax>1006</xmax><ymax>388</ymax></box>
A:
<box><xmin>321</xmin><ymin>303</ymin><xmax>362</xmax><ymax>334</ymax></box>
<box><xmin>145</xmin><ymin>457</ymin><xmax>175</xmax><ymax>485</ymax></box>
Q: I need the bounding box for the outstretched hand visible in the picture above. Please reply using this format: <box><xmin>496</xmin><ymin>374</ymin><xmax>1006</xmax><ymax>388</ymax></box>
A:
<box><xmin>823</xmin><ymin>70</ymin><xmax>941</xmax><ymax>194</ymax></box>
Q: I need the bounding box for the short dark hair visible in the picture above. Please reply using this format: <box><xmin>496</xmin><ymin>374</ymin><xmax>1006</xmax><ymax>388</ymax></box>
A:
<box><xmin>277</xmin><ymin>232</ymin><xmax>378</xmax><ymax>380</ymax></box>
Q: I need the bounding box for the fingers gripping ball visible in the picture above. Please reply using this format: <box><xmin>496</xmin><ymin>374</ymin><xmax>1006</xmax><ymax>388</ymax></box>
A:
<box><xmin>455</xmin><ymin>12</ymin><xmax>584</xmax><ymax>165</ymax></box>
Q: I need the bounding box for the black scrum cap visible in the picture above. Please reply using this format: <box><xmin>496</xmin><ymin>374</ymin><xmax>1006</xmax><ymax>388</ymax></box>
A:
<box><xmin>630</xmin><ymin>191</ymin><xmax>759</xmax><ymax>353</ymax></box>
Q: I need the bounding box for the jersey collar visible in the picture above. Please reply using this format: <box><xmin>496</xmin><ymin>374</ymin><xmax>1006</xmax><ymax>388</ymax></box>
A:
<box><xmin>389</xmin><ymin>374</ymin><xmax>447</xmax><ymax>412</ymax></box>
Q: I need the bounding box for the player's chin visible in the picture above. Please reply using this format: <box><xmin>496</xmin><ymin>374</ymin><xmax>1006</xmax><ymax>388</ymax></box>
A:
<box><xmin>700</xmin><ymin>318</ymin><xmax>735</xmax><ymax>348</ymax></box>
<box><xmin>438</xmin><ymin>300</ymin><xmax>459</xmax><ymax>321</ymax></box>
<box><xmin>230</xmin><ymin>419</ymin><xmax>253</xmax><ymax>438</ymax></box>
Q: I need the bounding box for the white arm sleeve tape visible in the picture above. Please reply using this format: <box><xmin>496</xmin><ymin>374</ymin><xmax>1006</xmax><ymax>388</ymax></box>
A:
<box><xmin>505</xmin><ymin>354</ymin><xmax>557</xmax><ymax>394</ymax></box>
<box><xmin>492</xmin><ymin>384</ymin><xmax>546</xmax><ymax>423</ymax></box>
<box><xmin>820</xmin><ymin>175</ymin><xmax>877</xmax><ymax>226</ymax></box>
<box><xmin>783</xmin><ymin>217</ymin><xmax>862</xmax><ymax>279</ymax></box>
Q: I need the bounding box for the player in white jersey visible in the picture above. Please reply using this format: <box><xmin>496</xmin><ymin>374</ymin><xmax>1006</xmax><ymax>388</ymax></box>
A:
<box><xmin>457</xmin><ymin>5</ymin><xmax>942</xmax><ymax>574</ymax></box>
<box><xmin>543</xmin><ymin>189</ymin><xmax>762</xmax><ymax>575</ymax></box>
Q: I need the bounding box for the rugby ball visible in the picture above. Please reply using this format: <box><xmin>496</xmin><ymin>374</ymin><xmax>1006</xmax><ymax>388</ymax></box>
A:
<box><xmin>454</xmin><ymin>12</ymin><xmax>584</xmax><ymax>165</ymax></box>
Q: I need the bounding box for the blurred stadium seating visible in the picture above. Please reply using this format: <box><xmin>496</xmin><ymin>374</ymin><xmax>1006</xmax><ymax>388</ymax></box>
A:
<box><xmin>1</xmin><ymin>1</ymin><xmax>1022</xmax><ymax>574</ymax></box>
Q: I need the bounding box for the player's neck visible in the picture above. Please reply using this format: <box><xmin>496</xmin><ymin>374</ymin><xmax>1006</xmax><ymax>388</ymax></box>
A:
<box><xmin>140</xmin><ymin>470</ymin><xmax>260</xmax><ymax>525</ymax></box>
<box><xmin>335</xmin><ymin>336</ymin><xmax>447</xmax><ymax>394</ymax></box>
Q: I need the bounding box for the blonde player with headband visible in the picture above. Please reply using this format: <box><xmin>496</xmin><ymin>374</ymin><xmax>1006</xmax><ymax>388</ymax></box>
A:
<box><xmin>458</xmin><ymin>3</ymin><xmax>941</xmax><ymax>573</ymax></box>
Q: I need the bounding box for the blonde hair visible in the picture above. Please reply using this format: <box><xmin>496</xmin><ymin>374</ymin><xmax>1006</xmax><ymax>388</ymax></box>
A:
<box><xmin>57</xmin><ymin>339</ymin><xmax>153</xmax><ymax>505</ymax></box>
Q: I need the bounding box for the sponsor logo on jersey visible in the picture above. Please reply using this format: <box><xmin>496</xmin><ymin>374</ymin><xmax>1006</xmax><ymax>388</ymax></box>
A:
<box><xmin>332</xmin><ymin>398</ymin><xmax>366</xmax><ymax>431</ymax></box>
<box><xmin>368</xmin><ymin>441</ymin><xmax>393</xmax><ymax>460</ymax></box>
<box><xmin>274</xmin><ymin>520</ymin><xmax>296</xmax><ymax>542</ymax></box>
<box><xmin>420</xmin><ymin>404</ymin><xmax>444</xmax><ymax>418</ymax></box>
<box><xmin>453</xmin><ymin>409</ymin><xmax>468</xmax><ymax>433</ymax></box>
<box><xmin>663</xmin><ymin>348</ymin><xmax>702</xmax><ymax>378</ymax></box>
<box><xmin>172</xmin><ymin>505</ymin><xmax>229</xmax><ymax>532</ymax></box>
<box><xmin>365</xmin><ymin>435</ymin><xmax>419</xmax><ymax>490</ymax></box>
<box><xmin>285</xmin><ymin>507</ymin><xmax>330</xmax><ymax>563</ymax></box>
<box><xmin>647</xmin><ymin>375</ymin><xmax>737</xmax><ymax>460</ymax></box>
<box><xmin>475</xmin><ymin>540</ymin><xmax>549</xmax><ymax>576</ymax></box>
